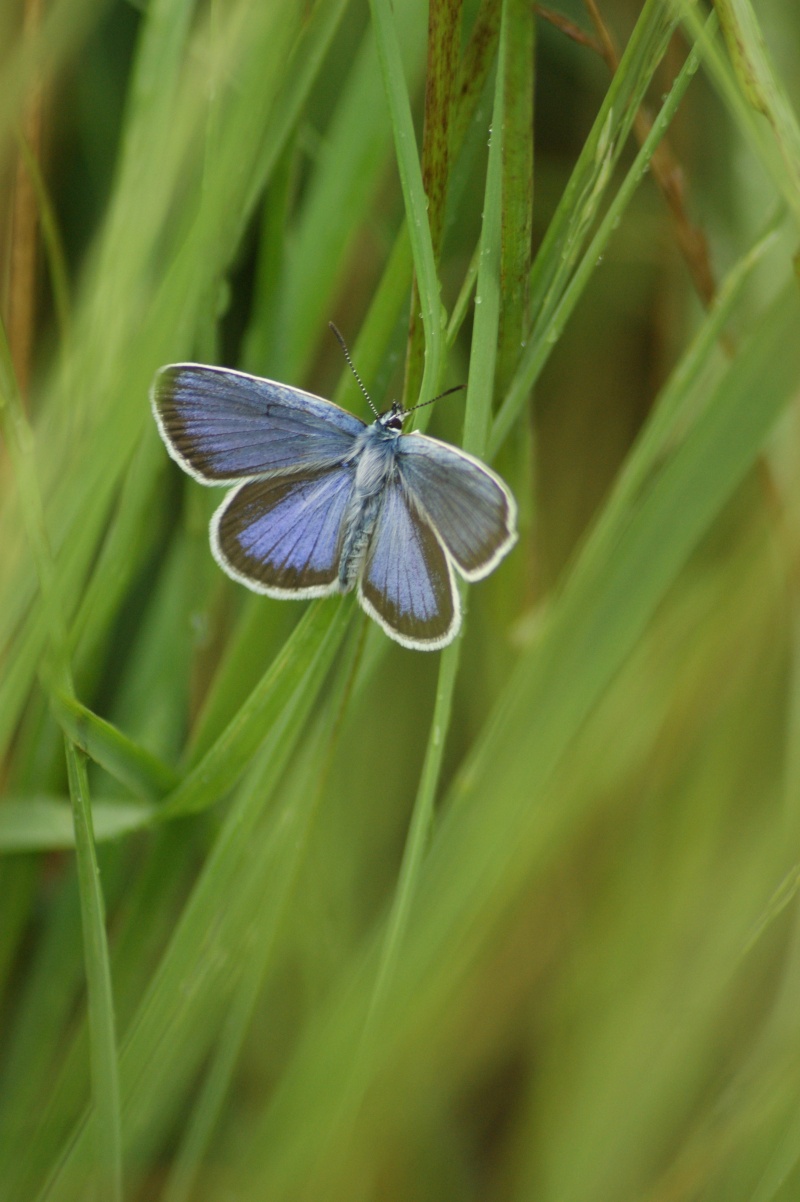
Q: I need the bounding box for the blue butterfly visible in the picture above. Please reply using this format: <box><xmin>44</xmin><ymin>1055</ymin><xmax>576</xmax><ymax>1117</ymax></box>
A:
<box><xmin>150</xmin><ymin>340</ymin><xmax>517</xmax><ymax>650</ymax></box>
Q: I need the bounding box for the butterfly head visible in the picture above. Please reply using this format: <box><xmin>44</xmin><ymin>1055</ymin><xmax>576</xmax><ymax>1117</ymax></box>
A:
<box><xmin>376</xmin><ymin>402</ymin><xmax>408</xmax><ymax>435</ymax></box>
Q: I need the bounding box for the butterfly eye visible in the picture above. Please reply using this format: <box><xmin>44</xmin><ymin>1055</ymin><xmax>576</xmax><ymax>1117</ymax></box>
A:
<box><xmin>385</xmin><ymin>414</ymin><xmax>404</xmax><ymax>432</ymax></box>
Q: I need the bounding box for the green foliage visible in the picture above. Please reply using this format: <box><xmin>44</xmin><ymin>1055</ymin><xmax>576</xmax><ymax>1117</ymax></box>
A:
<box><xmin>2</xmin><ymin>0</ymin><xmax>800</xmax><ymax>1198</ymax></box>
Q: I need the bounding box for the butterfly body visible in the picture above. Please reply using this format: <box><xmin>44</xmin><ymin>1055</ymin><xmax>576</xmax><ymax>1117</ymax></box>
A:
<box><xmin>151</xmin><ymin>363</ymin><xmax>517</xmax><ymax>650</ymax></box>
<box><xmin>338</xmin><ymin>410</ymin><xmax>410</xmax><ymax>588</ymax></box>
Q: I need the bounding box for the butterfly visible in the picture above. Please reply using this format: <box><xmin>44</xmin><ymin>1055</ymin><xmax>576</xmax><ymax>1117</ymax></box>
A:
<box><xmin>150</xmin><ymin>333</ymin><xmax>517</xmax><ymax>650</ymax></box>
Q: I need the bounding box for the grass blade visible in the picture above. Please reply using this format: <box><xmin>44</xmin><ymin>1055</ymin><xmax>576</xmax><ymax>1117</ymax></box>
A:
<box><xmin>161</xmin><ymin>597</ymin><xmax>351</xmax><ymax>817</ymax></box>
<box><xmin>0</xmin><ymin>799</ymin><xmax>155</xmax><ymax>852</ymax></box>
<box><xmin>369</xmin><ymin>0</ymin><xmax>445</xmax><ymax>403</ymax></box>
<box><xmin>0</xmin><ymin>320</ymin><xmax>122</xmax><ymax>1199</ymax></box>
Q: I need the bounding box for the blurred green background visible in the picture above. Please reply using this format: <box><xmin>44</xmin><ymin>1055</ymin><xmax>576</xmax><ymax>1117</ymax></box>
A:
<box><xmin>2</xmin><ymin>0</ymin><xmax>800</xmax><ymax>1199</ymax></box>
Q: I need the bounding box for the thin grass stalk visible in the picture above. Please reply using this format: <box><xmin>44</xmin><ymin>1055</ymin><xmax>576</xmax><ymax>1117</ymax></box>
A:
<box><xmin>490</xmin><ymin>19</ymin><xmax>709</xmax><ymax>456</ymax></box>
<box><xmin>401</xmin><ymin>0</ymin><xmax>462</xmax><ymax>411</ymax></box>
<box><xmin>0</xmin><ymin>320</ymin><xmax>122</xmax><ymax>1200</ymax></box>
<box><xmin>161</xmin><ymin>617</ymin><xmax>367</xmax><ymax>1202</ymax></box>
<box><xmin>361</xmin><ymin>0</ymin><xmax>509</xmax><ymax>1075</ymax></box>
<box><xmin>675</xmin><ymin>0</ymin><xmax>800</xmax><ymax>226</ymax></box>
<box><xmin>368</xmin><ymin>0</ymin><xmax>446</xmax><ymax>405</ymax></box>
<box><xmin>495</xmin><ymin>0</ymin><xmax>534</xmax><ymax>396</ymax></box>
<box><xmin>713</xmin><ymin>0</ymin><xmax>800</xmax><ymax>218</ymax></box>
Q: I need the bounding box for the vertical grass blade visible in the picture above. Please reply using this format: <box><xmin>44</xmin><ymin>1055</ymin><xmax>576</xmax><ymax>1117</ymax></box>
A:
<box><xmin>369</xmin><ymin>0</ymin><xmax>445</xmax><ymax>403</ymax></box>
<box><xmin>0</xmin><ymin>322</ymin><xmax>122</xmax><ymax>1201</ymax></box>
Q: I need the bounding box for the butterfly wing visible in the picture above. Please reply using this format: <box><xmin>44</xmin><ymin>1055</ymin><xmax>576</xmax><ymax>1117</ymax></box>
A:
<box><xmin>151</xmin><ymin>364</ymin><xmax>365</xmax><ymax>484</ymax></box>
<box><xmin>211</xmin><ymin>462</ymin><xmax>356</xmax><ymax>596</ymax></box>
<box><xmin>395</xmin><ymin>433</ymin><xmax>517</xmax><ymax>580</ymax></box>
<box><xmin>357</xmin><ymin>476</ymin><xmax>459</xmax><ymax>650</ymax></box>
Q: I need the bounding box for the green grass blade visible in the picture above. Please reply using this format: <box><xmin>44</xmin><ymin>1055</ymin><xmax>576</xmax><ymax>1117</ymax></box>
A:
<box><xmin>375</xmin><ymin>0</ymin><xmax>508</xmax><ymax>990</ymax></box>
<box><xmin>401</xmin><ymin>0</ymin><xmax>462</xmax><ymax>411</ymax></box>
<box><xmin>161</xmin><ymin>622</ymin><xmax>365</xmax><ymax>1202</ymax></box>
<box><xmin>68</xmin><ymin>433</ymin><xmax>165</xmax><ymax>672</ymax></box>
<box><xmin>680</xmin><ymin>0</ymin><xmax>800</xmax><ymax>227</ymax></box>
<box><xmin>527</xmin><ymin>0</ymin><xmax>679</xmax><ymax>329</ymax></box>
<box><xmin>0</xmin><ymin>318</ymin><xmax>122</xmax><ymax>1202</ymax></box>
<box><xmin>160</xmin><ymin>597</ymin><xmax>350</xmax><ymax>817</ymax></box>
<box><xmin>282</xmin><ymin>2</ymin><xmax>427</xmax><ymax>382</ymax></box>
<box><xmin>0</xmin><ymin>799</ymin><xmax>155</xmax><ymax>852</ymax></box>
<box><xmin>325</xmin><ymin>0</ymin><xmax>510</xmax><ymax>1150</ymax></box>
<box><xmin>491</xmin><ymin>22</ymin><xmax>707</xmax><ymax>456</ymax></box>
<box><xmin>447</xmin><ymin>287</ymin><xmax>800</xmax><ymax>872</ymax></box>
<box><xmin>51</xmin><ymin>693</ymin><xmax>179</xmax><ymax>802</ymax></box>
<box><xmin>15</xmin><ymin>131</ymin><xmax>71</xmax><ymax>352</ymax></box>
<box><xmin>240</xmin><ymin>0</ymin><xmax>352</xmax><ymax>237</ymax></box>
<box><xmin>64</xmin><ymin>745</ymin><xmax>123</xmax><ymax>1202</ymax></box>
<box><xmin>365</xmin><ymin>633</ymin><xmax>463</xmax><ymax>1033</ymax></box>
<box><xmin>369</xmin><ymin>0</ymin><xmax>445</xmax><ymax>404</ymax></box>
<box><xmin>462</xmin><ymin>0</ymin><xmax>505</xmax><ymax>461</ymax></box>
<box><xmin>495</xmin><ymin>0</ymin><xmax>534</xmax><ymax>397</ymax></box>
<box><xmin>44</xmin><ymin>612</ymin><xmax>353</xmax><ymax>1197</ymax></box>
<box><xmin>587</xmin><ymin>216</ymin><xmax>784</xmax><ymax>542</ymax></box>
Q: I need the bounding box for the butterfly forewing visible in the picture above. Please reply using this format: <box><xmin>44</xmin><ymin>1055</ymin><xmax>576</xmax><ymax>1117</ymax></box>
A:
<box><xmin>396</xmin><ymin>434</ymin><xmax>517</xmax><ymax>580</ymax></box>
<box><xmin>358</xmin><ymin>478</ymin><xmax>459</xmax><ymax>649</ymax></box>
<box><xmin>212</xmin><ymin>464</ymin><xmax>356</xmax><ymax>596</ymax></box>
<box><xmin>152</xmin><ymin>364</ymin><xmax>364</xmax><ymax>483</ymax></box>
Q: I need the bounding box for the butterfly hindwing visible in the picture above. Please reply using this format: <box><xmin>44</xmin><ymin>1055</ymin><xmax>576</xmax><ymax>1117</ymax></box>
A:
<box><xmin>396</xmin><ymin>433</ymin><xmax>517</xmax><ymax>580</ymax></box>
<box><xmin>211</xmin><ymin>463</ymin><xmax>356</xmax><ymax>596</ymax></box>
<box><xmin>358</xmin><ymin>476</ymin><xmax>459</xmax><ymax>650</ymax></box>
<box><xmin>151</xmin><ymin>364</ymin><xmax>365</xmax><ymax>484</ymax></box>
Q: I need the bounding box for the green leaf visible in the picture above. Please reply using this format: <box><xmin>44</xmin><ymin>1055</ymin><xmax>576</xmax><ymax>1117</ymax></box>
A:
<box><xmin>369</xmin><ymin>0</ymin><xmax>446</xmax><ymax>404</ymax></box>
<box><xmin>52</xmin><ymin>692</ymin><xmax>179</xmax><ymax>803</ymax></box>
<box><xmin>160</xmin><ymin>596</ymin><xmax>351</xmax><ymax>817</ymax></box>
<box><xmin>0</xmin><ymin>798</ymin><xmax>155</xmax><ymax>853</ymax></box>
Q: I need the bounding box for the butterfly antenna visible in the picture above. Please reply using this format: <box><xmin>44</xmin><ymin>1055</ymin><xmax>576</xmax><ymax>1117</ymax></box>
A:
<box><xmin>404</xmin><ymin>384</ymin><xmax>466</xmax><ymax>415</ymax></box>
<box><xmin>329</xmin><ymin>322</ymin><xmax>379</xmax><ymax>418</ymax></box>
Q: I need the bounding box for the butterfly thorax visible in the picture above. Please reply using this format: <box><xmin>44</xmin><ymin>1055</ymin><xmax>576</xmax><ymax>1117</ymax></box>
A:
<box><xmin>338</xmin><ymin>423</ymin><xmax>402</xmax><ymax>590</ymax></box>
